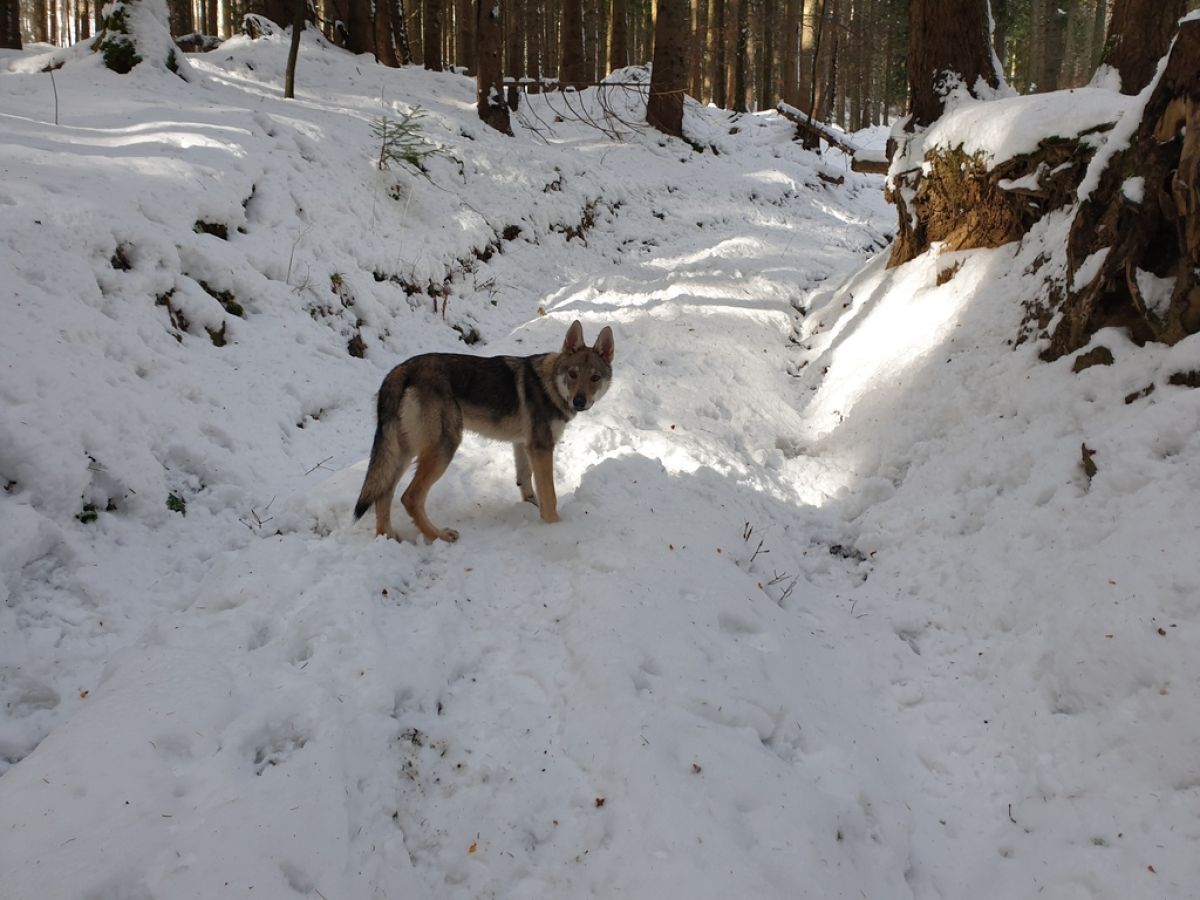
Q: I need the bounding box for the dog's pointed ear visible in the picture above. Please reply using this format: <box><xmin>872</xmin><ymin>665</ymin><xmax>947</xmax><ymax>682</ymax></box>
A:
<box><xmin>594</xmin><ymin>326</ymin><xmax>615</xmax><ymax>364</ymax></box>
<box><xmin>562</xmin><ymin>320</ymin><xmax>586</xmax><ymax>353</ymax></box>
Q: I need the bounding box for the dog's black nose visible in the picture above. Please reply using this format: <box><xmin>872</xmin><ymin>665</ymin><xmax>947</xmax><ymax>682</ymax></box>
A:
<box><xmin>573</xmin><ymin>394</ymin><xmax>587</xmax><ymax>410</ymax></box>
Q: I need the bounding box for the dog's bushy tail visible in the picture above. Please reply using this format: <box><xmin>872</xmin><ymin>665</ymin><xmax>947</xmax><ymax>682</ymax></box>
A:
<box><xmin>353</xmin><ymin>368</ymin><xmax>408</xmax><ymax>520</ymax></box>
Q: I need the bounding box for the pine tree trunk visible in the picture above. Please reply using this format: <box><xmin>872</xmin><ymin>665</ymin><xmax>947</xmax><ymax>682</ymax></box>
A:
<box><xmin>284</xmin><ymin>0</ymin><xmax>305</xmax><ymax>96</ymax></box>
<box><xmin>424</xmin><ymin>0</ymin><xmax>443</xmax><ymax>68</ymax></box>
<box><xmin>907</xmin><ymin>0</ymin><xmax>999</xmax><ymax>128</ymax></box>
<box><xmin>477</xmin><ymin>0</ymin><xmax>513</xmax><ymax>131</ymax></box>
<box><xmin>392</xmin><ymin>0</ymin><xmax>414</xmax><ymax>62</ymax></box>
<box><xmin>710</xmin><ymin>0</ymin><xmax>726</xmax><ymax>107</ymax></box>
<box><xmin>608</xmin><ymin>0</ymin><xmax>628</xmax><ymax>70</ymax></box>
<box><xmin>1038</xmin><ymin>1</ymin><xmax>1067</xmax><ymax>91</ymax></box>
<box><xmin>527</xmin><ymin>0</ymin><xmax>543</xmax><ymax>89</ymax></box>
<box><xmin>647</xmin><ymin>0</ymin><xmax>688</xmax><ymax>135</ymax></box>
<box><xmin>759</xmin><ymin>0</ymin><xmax>774</xmax><ymax>109</ymax></box>
<box><xmin>506</xmin><ymin>0</ymin><xmax>523</xmax><ymax>106</ymax></box>
<box><xmin>1102</xmin><ymin>0</ymin><xmax>1184</xmax><ymax>95</ymax></box>
<box><xmin>560</xmin><ymin>0</ymin><xmax>586</xmax><ymax>87</ymax></box>
<box><xmin>781</xmin><ymin>0</ymin><xmax>799</xmax><ymax>106</ymax></box>
<box><xmin>690</xmin><ymin>0</ymin><xmax>705</xmax><ymax>99</ymax></box>
<box><xmin>376</xmin><ymin>0</ymin><xmax>400</xmax><ymax>64</ymax></box>
<box><xmin>1089</xmin><ymin>0</ymin><xmax>1107</xmax><ymax>70</ymax></box>
<box><xmin>456</xmin><ymin>0</ymin><xmax>474</xmax><ymax>71</ymax></box>
<box><xmin>992</xmin><ymin>0</ymin><xmax>1008</xmax><ymax>68</ymax></box>
<box><xmin>731</xmin><ymin>0</ymin><xmax>747</xmax><ymax>111</ymax></box>
<box><xmin>0</xmin><ymin>0</ymin><xmax>20</xmax><ymax>48</ymax></box>
<box><xmin>798</xmin><ymin>0</ymin><xmax>813</xmax><ymax>113</ymax></box>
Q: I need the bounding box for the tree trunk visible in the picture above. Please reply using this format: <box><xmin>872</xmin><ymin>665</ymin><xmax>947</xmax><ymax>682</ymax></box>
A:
<box><xmin>609</xmin><ymin>0</ymin><xmax>628</xmax><ymax>70</ymax></box>
<box><xmin>506</xmin><ymin>0</ymin><xmax>524</xmax><ymax>106</ymax></box>
<box><xmin>424</xmin><ymin>0</ymin><xmax>443</xmax><ymax>68</ymax></box>
<box><xmin>797</xmin><ymin>0</ymin><xmax>813</xmax><ymax>113</ymax></box>
<box><xmin>1090</xmin><ymin>0</ymin><xmax>1107</xmax><ymax>70</ymax></box>
<box><xmin>690</xmin><ymin>0</ymin><xmax>705</xmax><ymax>100</ymax></box>
<box><xmin>731</xmin><ymin>0</ymin><xmax>747</xmax><ymax>111</ymax></box>
<box><xmin>527</xmin><ymin>0</ymin><xmax>543</xmax><ymax>89</ymax></box>
<box><xmin>392</xmin><ymin>0</ymin><xmax>414</xmax><ymax>62</ymax></box>
<box><xmin>709</xmin><ymin>0</ymin><xmax>726</xmax><ymax>107</ymax></box>
<box><xmin>477</xmin><ymin>0</ymin><xmax>512</xmax><ymax>132</ymax></box>
<box><xmin>285</xmin><ymin>0</ymin><xmax>305</xmax><ymax>97</ymax></box>
<box><xmin>781</xmin><ymin>0</ymin><xmax>799</xmax><ymax>106</ymax></box>
<box><xmin>907</xmin><ymin>0</ymin><xmax>999</xmax><ymax>128</ymax></box>
<box><xmin>1044</xmin><ymin>17</ymin><xmax>1200</xmax><ymax>358</ymax></box>
<box><xmin>560</xmin><ymin>0</ymin><xmax>586</xmax><ymax>86</ymax></box>
<box><xmin>759</xmin><ymin>0</ymin><xmax>774</xmax><ymax>110</ymax></box>
<box><xmin>0</xmin><ymin>0</ymin><xmax>20</xmax><ymax>48</ymax></box>
<box><xmin>456</xmin><ymin>0</ymin><xmax>474</xmax><ymax>71</ymax></box>
<box><xmin>1037</xmin><ymin>0</ymin><xmax>1067</xmax><ymax>91</ymax></box>
<box><xmin>647</xmin><ymin>0</ymin><xmax>688</xmax><ymax>135</ymax></box>
<box><xmin>1102</xmin><ymin>0</ymin><xmax>1184</xmax><ymax>95</ymax></box>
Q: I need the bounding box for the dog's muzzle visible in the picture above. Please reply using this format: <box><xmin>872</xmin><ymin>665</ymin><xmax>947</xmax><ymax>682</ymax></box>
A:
<box><xmin>573</xmin><ymin>394</ymin><xmax>587</xmax><ymax>410</ymax></box>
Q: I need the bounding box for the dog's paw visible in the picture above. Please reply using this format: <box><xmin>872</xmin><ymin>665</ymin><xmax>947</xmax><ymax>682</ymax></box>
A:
<box><xmin>540</xmin><ymin>509</ymin><xmax>560</xmax><ymax>524</ymax></box>
<box><xmin>522</xmin><ymin>493</ymin><xmax>538</xmax><ymax>506</ymax></box>
<box><xmin>437</xmin><ymin>528</ymin><xmax>460</xmax><ymax>543</ymax></box>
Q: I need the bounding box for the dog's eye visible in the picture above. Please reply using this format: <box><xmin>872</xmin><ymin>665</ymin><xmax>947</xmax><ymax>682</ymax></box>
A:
<box><xmin>590</xmin><ymin>374</ymin><xmax>601</xmax><ymax>383</ymax></box>
<box><xmin>568</xmin><ymin>369</ymin><xmax>578</xmax><ymax>379</ymax></box>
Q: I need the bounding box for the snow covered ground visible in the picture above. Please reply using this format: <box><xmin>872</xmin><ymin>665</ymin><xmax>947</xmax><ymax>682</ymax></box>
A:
<box><xmin>2</xmin><ymin>28</ymin><xmax>1198</xmax><ymax>900</ymax></box>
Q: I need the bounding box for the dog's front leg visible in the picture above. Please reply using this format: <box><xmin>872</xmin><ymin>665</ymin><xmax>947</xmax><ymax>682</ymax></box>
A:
<box><xmin>528</xmin><ymin>447</ymin><xmax>559</xmax><ymax>523</ymax></box>
<box><xmin>513</xmin><ymin>443</ymin><xmax>537</xmax><ymax>505</ymax></box>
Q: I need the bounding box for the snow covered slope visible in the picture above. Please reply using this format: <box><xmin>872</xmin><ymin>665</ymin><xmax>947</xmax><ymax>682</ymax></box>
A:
<box><xmin>2</xmin><ymin>30</ymin><xmax>1198</xmax><ymax>900</ymax></box>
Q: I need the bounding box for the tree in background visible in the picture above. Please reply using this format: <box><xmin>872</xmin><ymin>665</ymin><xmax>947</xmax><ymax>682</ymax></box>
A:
<box><xmin>424</xmin><ymin>0</ymin><xmax>443</xmax><ymax>69</ymax></box>
<box><xmin>1102</xmin><ymin>0</ymin><xmax>1185</xmax><ymax>94</ymax></box>
<box><xmin>455</xmin><ymin>0</ymin><xmax>474</xmax><ymax>72</ymax></box>
<box><xmin>284</xmin><ymin>0</ymin><xmax>305</xmax><ymax>97</ymax></box>
<box><xmin>477</xmin><ymin>0</ymin><xmax>512</xmax><ymax>132</ymax></box>
<box><xmin>608</xmin><ymin>0</ymin><xmax>628</xmax><ymax>70</ymax></box>
<box><xmin>731</xmin><ymin>0</ymin><xmax>747</xmax><ymax>110</ymax></box>
<box><xmin>560</xmin><ymin>0</ymin><xmax>587</xmax><ymax>87</ymax></box>
<box><xmin>2</xmin><ymin>0</ymin><xmax>21</xmax><ymax>48</ymax></box>
<box><xmin>646</xmin><ymin>0</ymin><xmax>688</xmax><ymax>135</ymax></box>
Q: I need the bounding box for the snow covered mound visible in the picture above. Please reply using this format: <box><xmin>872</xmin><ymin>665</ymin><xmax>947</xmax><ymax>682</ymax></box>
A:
<box><xmin>2</xmin><ymin>30</ymin><xmax>1197</xmax><ymax>900</ymax></box>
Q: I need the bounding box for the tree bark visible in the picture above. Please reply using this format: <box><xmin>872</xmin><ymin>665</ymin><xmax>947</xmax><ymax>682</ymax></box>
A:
<box><xmin>456</xmin><ymin>0</ymin><xmax>475</xmax><ymax>71</ymax></box>
<box><xmin>1102</xmin><ymin>0</ymin><xmax>1184</xmax><ymax>95</ymax></box>
<box><xmin>285</xmin><ymin>0</ymin><xmax>305</xmax><ymax>97</ymax></box>
<box><xmin>709</xmin><ymin>0</ymin><xmax>726</xmax><ymax>107</ymax></box>
<box><xmin>396</xmin><ymin>0</ymin><xmax>415</xmax><ymax>61</ymax></box>
<box><xmin>759</xmin><ymin>0</ymin><xmax>775</xmax><ymax>110</ymax></box>
<box><xmin>647</xmin><ymin>0</ymin><xmax>688</xmax><ymax>135</ymax></box>
<box><xmin>0</xmin><ymin>0</ymin><xmax>20</xmax><ymax>48</ymax></box>
<box><xmin>560</xmin><ymin>0</ymin><xmax>587</xmax><ymax>87</ymax></box>
<box><xmin>424</xmin><ymin>0</ymin><xmax>443</xmax><ymax>68</ymax></box>
<box><xmin>907</xmin><ymin>0</ymin><xmax>1000</xmax><ymax>128</ymax></box>
<box><xmin>608</xmin><ymin>0</ymin><xmax>628</xmax><ymax>71</ymax></box>
<box><xmin>689</xmin><ymin>0</ymin><xmax>705</xmax><ymax>100</ymax></box>
<box><xmin>731</xmin><ymin>0</ymin><xmax>747</xmax><ymax>111</ymax></box>
<box><xmin>506</xmin><ymin>0</ymin><xmax>523</xmax><ymax>106</ymax></box>
<box><xmin>782</xmin><ymin>0</ymin><xmax>799</xmax><ymax>106</ymax></box>
<box><xmin>477</xmin><ymin>0</ymin><xmax>513</xmax><ymax>132</ymax></box>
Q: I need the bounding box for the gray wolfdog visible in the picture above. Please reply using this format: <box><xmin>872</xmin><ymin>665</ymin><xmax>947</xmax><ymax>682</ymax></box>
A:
<box><xmin>353</xmin><ymin>320</ymin><xmax>615</xmax><ymax>542</ymax></box>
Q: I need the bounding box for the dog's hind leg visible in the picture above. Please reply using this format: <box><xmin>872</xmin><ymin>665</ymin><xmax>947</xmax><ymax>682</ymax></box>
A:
<box><xmin>402</xmin><ymin>402</ymin><xmax>463</xmax><ymax>543</ymax></box>
<box><xmin>513</xmin><ymin>443</ymin><xmax>537</xmax><ymax>505</ymax></box>
<box><xmin>402</xmin><ymin>442</ymin><xmax>460</xmax><ymax>542</ymax></box>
